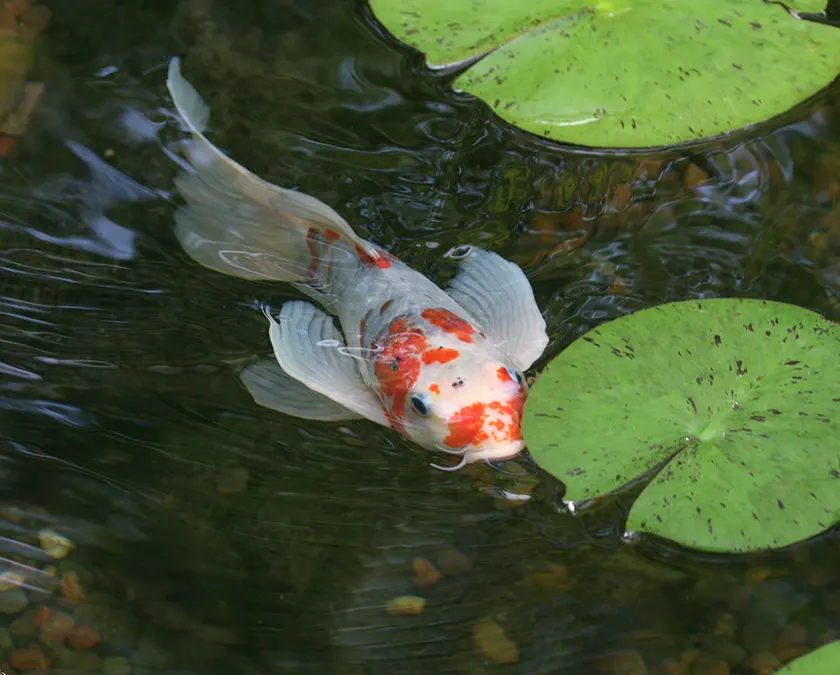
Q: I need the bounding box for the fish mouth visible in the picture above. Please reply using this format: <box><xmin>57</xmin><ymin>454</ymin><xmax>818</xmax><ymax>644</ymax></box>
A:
<box><xmin>463</xmin><ymin>439</ymin><xmax>526</xmax><ymax>464</ymax></box>
<box><xmin>430</xmin><ymin>439</ymin><xmax>526</xmax><ymax>471</ymax></box>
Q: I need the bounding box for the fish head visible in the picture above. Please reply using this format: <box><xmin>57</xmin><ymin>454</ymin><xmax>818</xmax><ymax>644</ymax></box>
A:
<box><xmin>372</xmin><ymin>308</ymin><xmax>528</xmax><ymax>467</ymax></box>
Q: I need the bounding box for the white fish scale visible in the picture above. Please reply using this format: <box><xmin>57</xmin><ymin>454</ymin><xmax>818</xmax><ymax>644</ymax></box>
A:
<box><xmin>333</xmin><ymin>257</ymin><xmax>462</xmax><ymax>351</ymax></box>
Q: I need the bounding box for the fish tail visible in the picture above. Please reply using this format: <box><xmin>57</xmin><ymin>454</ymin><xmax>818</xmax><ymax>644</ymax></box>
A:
<box><xmin>166</xmin><ymin>58</ymin><xmax>379</xmax><ymax>308</ymax></box>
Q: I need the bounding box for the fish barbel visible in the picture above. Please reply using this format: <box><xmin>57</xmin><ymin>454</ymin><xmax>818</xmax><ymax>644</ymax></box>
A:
<box><xmin>166</xmin><ymin>58</ymin><xmax>549</xmax><ymax>469</ymax></box>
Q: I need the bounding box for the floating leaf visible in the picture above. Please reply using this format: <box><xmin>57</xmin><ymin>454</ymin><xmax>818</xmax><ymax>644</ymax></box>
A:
<box><xmin>523</xmin><ymin>299</ymin><xmax>840</xmax><ymax>553</ymax></box>
<box><xmin>370</xmin><ymin>0</ymin><xmax>840</xmax><ymax>148</ymax></box>
<box><xmin>776</xmin><ymin>641</ymin><xmax>840</xmax><ymax>674</ymax></box>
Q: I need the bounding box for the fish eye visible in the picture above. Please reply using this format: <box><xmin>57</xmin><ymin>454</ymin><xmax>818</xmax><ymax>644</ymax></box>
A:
<box><xmin>506</xmin><ymin>368</ymin><xmax>523</xmax><ymax>384</ymax></box>
<box><xmin>410</xmin><ymin>394</ymin><xmax>431</xmax><ymax>416</ymax></box>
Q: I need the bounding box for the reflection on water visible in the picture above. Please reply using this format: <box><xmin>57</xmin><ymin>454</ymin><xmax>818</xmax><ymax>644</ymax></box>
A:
<box><xmin>0</xmin><ymin>0</ymin><xmax>838</xmax><ymax>673</ymax></box>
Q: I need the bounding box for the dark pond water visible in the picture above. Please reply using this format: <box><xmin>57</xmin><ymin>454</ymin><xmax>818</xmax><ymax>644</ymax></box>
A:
<box><xmin>1</xmin><ymin>0</ymin><xmax>839</xmax><ymax>673</ymax></box>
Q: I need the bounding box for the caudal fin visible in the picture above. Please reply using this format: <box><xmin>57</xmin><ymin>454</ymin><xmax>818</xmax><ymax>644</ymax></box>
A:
<box><xmin>166</xmin><ymin>58</ymin><xmax>376</xmax><ymax>298</ymax></box>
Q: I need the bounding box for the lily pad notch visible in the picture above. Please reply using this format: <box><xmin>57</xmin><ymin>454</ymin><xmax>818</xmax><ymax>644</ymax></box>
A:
<box><xmin>522</xmin><ymin>298</ymin><xmax>840</xmax><ymax>553</ymax></box>
<box><xmin>369</xmin><ymin>0</ymin><xmax>840</xmax><ymax>148</ymax></box>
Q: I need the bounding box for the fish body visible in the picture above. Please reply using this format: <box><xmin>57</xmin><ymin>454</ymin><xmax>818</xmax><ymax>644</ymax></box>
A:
<box><xmin>166</xmin><ymin>58</ymin><xmax>549</xmax><ymax>467</ymax></box>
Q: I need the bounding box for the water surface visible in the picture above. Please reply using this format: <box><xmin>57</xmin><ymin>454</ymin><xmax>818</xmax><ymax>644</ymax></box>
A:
<box><xmin>1</xmin><ymin>0</ymin><xmax>839</xmax><ymax>673</ymax></box>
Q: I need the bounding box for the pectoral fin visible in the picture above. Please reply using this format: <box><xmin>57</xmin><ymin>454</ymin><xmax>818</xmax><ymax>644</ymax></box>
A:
<box><xmin>241</xmin><ymin>360</ymin><xmax>364</xmax><ymax>421</ymax></box>
<box><xmin>259</xmin><ymin>301</ymin><xmax>389</xmax><ymax>427</ymax></box>
<box><xmin>446</xmin><ymin>247</ymin><xmax>548</xmax><ymax>371</ymax></box>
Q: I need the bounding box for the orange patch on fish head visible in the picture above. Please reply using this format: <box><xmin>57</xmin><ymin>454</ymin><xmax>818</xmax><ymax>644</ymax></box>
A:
<box><xmin>373</xmin><ymin>315</ymin><xmax>527</xmax><ymax>465</ymax></box>
<box><xmin>421</xmin><ymin>347</ymin><xmax>460</xmax><ymax>365</ymax></box>
<box><xmin>435</xmin><ymin>359</ymin><xmax>527</xmax><ymax>463</ymax></box>
<box><xmin>443</xmin><ymin>402</ymin><xmax>486</xmax><ymax>449</ymax></box>
<box><xmin>373</xmin><ymin>319</ymin><xmax>428</xmax><ymax>431</ymax></box>
<box><xmin>420</xmin><ymin>308</ymin><xmax>477</xmax><ymax>343</ymax></box>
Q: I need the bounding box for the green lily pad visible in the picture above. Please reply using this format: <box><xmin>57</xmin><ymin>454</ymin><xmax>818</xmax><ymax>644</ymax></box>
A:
<box><xmin>776</xmin><ymin>641</ymin><xmax>840</xmax><ymax>674</ymax></box>
<box><xmin>370</xmin><ymin>0</ymin><xmax>840</xmax><ymax>148</ymax></box>
<box><xmin>522</xmin><ymin>299</ymin><xmax>840</xmax><ymax>553</ymax></box>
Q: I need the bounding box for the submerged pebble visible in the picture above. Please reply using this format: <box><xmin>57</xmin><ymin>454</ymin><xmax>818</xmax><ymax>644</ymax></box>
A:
<box><xmin>654</xmin><ymin>658</ymin><xmax>682</xmax><ymax>675</ymax></box>
<box><xmin>744</xmin><ymin>567</ymin><xmax>773</xmax><ymax>585</ymax></box>
<box><xmin>680</xmin><ymin>650</ymin><xmax>700</xmax><ymax>671</ymax></box>
<box><xmin>60</xmin><ymin>570</ymin><xmax>86</xmax><ymax>604</ymax></box>
<box><xmin>385</xmin><ymin>596</ymin><xmax>425</xmax><ymax>616</ymax></box>
<box><xmin>710</xmin><ymin>613</ymin><xmax>737</xmax><ymax>639</ymax></box>
<box><xmin>436</xmin><ymin>549</ymin><xmax>473</xmax><ymax>575</ymax></box>
<box><xmin>745</xmin><ymin>652</ymin><xmax>781</xmax><ymax>675</ymax></box>
<box><xmin>524</xmin><ymin>561</ymin><xmax>569</xmax><ymax>590</ymax></box>
<box><xmin>0</xmin><ymin>587</ymin><xmax>28</xmax><ymax>614</ymax></box>
<box><xmin>411</xmin><ymin>558</ymin><xmax>442</xmax><ymax>588</ymax></box>
<box><xmin>39</xmin><ymin>610</ymin><xmax>74</xmax><ymax>643</ymax></box>
<box><xmin>472</xmin><ymin>617</ymin><xmax>519</xmax><ymax>665</ymax></box>
<box><xmin>11</xmin><ymin>643</ymin><xmax>50</xmax><ymax>670</ymax></box>
<box><xmin>691</xmin><ymin>654</ymin><xmax>729</xmax><ymax>675</ymax></box>
<box><xmin>67</xmin><ymin>625</ymin><xmax>101</xmax><ymax>652</ymax></box>
<box><xmin>59</xmin><ymin>561</ymin><xmax>94</xmax><ymax>589</ymax></box>
<box><xmin>0</xmin><ymin>570</ymin><xmax>25</xmax><ymax>591</ymax></box>
<box><xmin>773</xmin><ymin>624</ymin><xmax>808</xmax><ymax>663</ymax></box>
<box><xmin>38</xmin><ymin>529</ymin><xmax>75</xmax><ymax>559</ymax></box>
<box><xmin>599</xmin><ymin>650</ymin><xmax>647</xmax><ymax>675</ymax></box>
<box><xmin>10</xmin><ymin>606</ymin><xmax>41</xmax><ymax>636</ymax></box>
<box><xmin>0</xmin><ymin>505</ymin><xmax>25</xmax><ymax>523</ymax></box>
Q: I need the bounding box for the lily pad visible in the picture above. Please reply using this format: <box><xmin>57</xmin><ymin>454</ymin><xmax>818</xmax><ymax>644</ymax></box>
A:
<box><xmin>776</xmin><ymin>640</ymin><xmax>840</xmax><ymax>674</ymax></box>
<box><xmin>522</xmin><ymin>299</ymin><xmax>840</xmax><ymax>553</ymax></box>
<box><xmin>369</xmin><ymin>0</ymin><xmax>840</xmax><ymax>148</ymax></box>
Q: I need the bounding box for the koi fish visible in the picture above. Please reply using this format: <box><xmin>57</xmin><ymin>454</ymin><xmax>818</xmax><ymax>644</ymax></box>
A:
<box><xmin>166</xmin><ymin>58</ymin><xmax>549</xmax><ymax>469</ymax></box>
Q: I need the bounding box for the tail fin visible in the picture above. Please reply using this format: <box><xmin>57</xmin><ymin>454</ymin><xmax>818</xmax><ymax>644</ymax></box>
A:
<box><xmin>165</xmin><ymin>58</ymin><xmax>376</xmax><ymax>304</ymax></box>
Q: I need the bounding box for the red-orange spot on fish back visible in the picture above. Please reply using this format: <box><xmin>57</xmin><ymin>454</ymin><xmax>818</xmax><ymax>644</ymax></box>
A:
<box><xmin>429</xmin><ymin>383</ymin><xmax>440</xmax><ymax>394</ymax></box>
<box><xmin>444</xmin><ymin>403</ymin><xmax>485</xmax><ymax>448</ymax></box>
<box><xmin>389</xmin><ymin>318</ymin><xmax>410</xmax><ymax>335</ymax></box>
<box><xmin>488</xmin><ymin>398</ymin><xmax>523</xmax><ymax>420</ymax></box>
<box><xmin>324</xmin><ymin>228</ymin><xmax>340</xmax><ymax>242</ymax></box>
<box><xmin>355</xmin><ymin>244</ymin><xmax>392</xmax><ymax>269</ymax></box>
<box><xmin>497</xmin><ymin>367</ymin><xmax>512</xmax><ymax>382</ymax></box>
<box><xmin>420</xmin><ymin>308</ymin><xmax>476</xmax><ymax>343</ymax></box>
<box><xmin>486</xmin><ymin>398</ymin><xmax>525</xmax><ymax>443</ymax></box>
<box><xmin>421</xmin><ymin>347</ymin><xmax>460</xmax><ymax>365</ymax></box>
<box><xmin>488</xmin><ymin>400</ymin><xmax>510</xmax><ymax>414</ymax></box>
